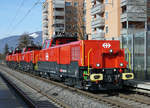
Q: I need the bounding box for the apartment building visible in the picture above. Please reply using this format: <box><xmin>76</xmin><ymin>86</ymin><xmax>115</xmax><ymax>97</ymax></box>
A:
<box><xmin>85</xmin><ymin>0</ymin><xmax>149</xmax><ymax>40</ymax></box>
<box><xmin>121</xmin><ymin>0</ymin><xmax>148</xmax><ymax>36</ymax></box>
<box><xmin>42</xmin><ymin>0</ymin><xmax>84</xmax><ymax>42</ymax></box>
<box><xmin>42</xmin><ymin>0</ymin><xmax>65</xmax><ymax>41</ymax></box>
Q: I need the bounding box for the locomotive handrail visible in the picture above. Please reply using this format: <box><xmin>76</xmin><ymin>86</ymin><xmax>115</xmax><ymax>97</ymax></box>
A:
<box><xmin>82</xmin><ymin>41</ymin><xmax>84</xmax><ymax>66</ymax></box>
<box><xmin>126</xmin><ymin>48</ymin><xmax>131</xmax><ymax>72</ymax></box>
<box><xmin>88</xmin><ymin>48</ymin><xmax>92</xmax><ymax>76</ymax></box>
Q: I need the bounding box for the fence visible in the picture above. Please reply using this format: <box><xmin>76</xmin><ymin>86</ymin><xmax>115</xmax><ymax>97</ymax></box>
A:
<box><xmin>121</xmin><ymin>31</ymin><xmax>150</xmax><ymax>81</ymax></box>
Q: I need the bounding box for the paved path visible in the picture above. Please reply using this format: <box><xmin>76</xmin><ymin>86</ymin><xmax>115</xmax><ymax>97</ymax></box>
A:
<box><xmin>0</xmin><ymin>75</ymin><xmax>28</xmax><ymax>108</ymax></box>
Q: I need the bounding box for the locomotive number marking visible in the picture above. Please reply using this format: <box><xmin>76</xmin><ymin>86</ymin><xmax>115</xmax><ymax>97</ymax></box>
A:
<box><xmin>60</xmin><ymin>69</ymin><xmax>67</xmax><ymax>73</ymax></box>
<box><xmin>102</xmin><ymin>43</ymin><xmax>111</xmax><ymax>48</ymax></box>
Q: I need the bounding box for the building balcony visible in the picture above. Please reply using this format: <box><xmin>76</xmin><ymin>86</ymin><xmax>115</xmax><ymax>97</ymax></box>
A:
<box><xmin>54</xmin><ymin>19</ymin><xmax>64</xmax><ymax>24</ymax></box>
<box><xmin>53</xmin><ymin>11</ymin><xmax>64</xmax><ymax>16</ymax></box>
<box><xmin>121</xmin><ymin>0</ymin><xmax>146</xmax><ymax>7</ymax></box>
<box><xmin>42</xmin><ymin>20</ymin><xmax>48</xmax><ymax>25</ymax></box>
<box><xmin>53</xmin><ymin>0</ymin><xmax>64</xmax><ymax>4</ymax></box>
<box><xmin>91</xmin><ymin>32</ymin><xmax>105</xmax><ymax>40</ymax></box>
<box><xmin>91</xmin><ymin>0</ymin><xmax>103</xmax><ymax>3</ymax></box>
<box><xmin>43</xmin><ymin>10</ymin><xmax>48</xmax><ymax>14</ymax></box>
<box><xmin>91</xmin><ymin>18</ymin><xmax>105</xmax><ymax>28</ymax></box>
<box><xmin>147</xmin><ymin>8</ymin><xmax>150</xmax><ymax>17</ymax></box>
<box><xmin>44</xmin><ymin>31</ymin><xmax>48</xmax><ymax>35</ymax></box>
<box><xmin>121</xmin><ymin>28</ymin><xmax>146</xmax><ymax>35</ymax></box>
<box><xmin>43</xmin><ymin>22</ymin><xmax>48</xmax><ymax>27</ymax></box>
<box><xmin>121</xmin><ymin>12</ymin><xmax>147</xmax><ymax>22</ymax></box>
<box><xmin>53</xmin><ymin>0</ymin><xmax>65</xmax><ymax>8</ymax></box>
<box><xmin>54</xmin><ymin>27</ymin><xmax>64</xmax><ymax>32</ymax></box>
<box><xmin>53</xmin><ymin>4</ymin><xmax>65</xmax><ymax>8</ymax></box>
<box><xmin>43</xmin><ymin>8</ymin><xmax>48</xmax><ymax>13</ymax></box>
<box><xmin>42</xmin><ymin>2</ymin><xmax>48</xmax><ymax>13</ymax></box>
<box><xmin>43</xmin><ymin>15</ymin><xmax>48</xmax><ymax>21</ymax></box>
<box><xmin>91</xmin><ymin>4</ymin><xmax>104</xmax><ymax>15</ymax></box>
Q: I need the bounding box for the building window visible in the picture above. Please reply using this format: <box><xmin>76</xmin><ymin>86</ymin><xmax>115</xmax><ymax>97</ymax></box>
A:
<box><xmin>148</xmin><ymin>25</ymin><xmax>150</xmax><ymax>31</ymax></box>
<box><xmin>66</xmin><ymin>10</ymin><xmax>72</xmax><ymax>14</ymax></box>
<box><xmin>74</xmin><ymin>2</ymin><xmax>78</xmax><ymax>6</ymax></box>
<box><xmin>105</xmin><ymin>12</ymin><xmax>108</xmax><ymax>19</ymax></box>
<box><xmin>65</xmin><ymin>2</ymin><xmax>72</xmax><ymax>6</ymax></box>
<box><xmin>106</xmin><ymin>26</ymin><xmax>108</xmax><ymax>33</ymax></box>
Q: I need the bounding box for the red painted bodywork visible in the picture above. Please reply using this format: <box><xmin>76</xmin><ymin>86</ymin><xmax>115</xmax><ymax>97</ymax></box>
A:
<box><xmin>20</xmin><ymin>48</ymin><xmax>40</xmax><ymax>64</ymax></box>
<box><xmin>6</xmin><ymin>39</ymin><xmax>127</xmax><ymax>69</ymax></box>
<box><xmin>6</xmin><ymin>54</ymin><xmax>13</xmax><ymax>62</ymax></box>
<box><xmin>38</xmin><ymin>40</ymin><xmax>127</xmax><ymax>69</ymax></box>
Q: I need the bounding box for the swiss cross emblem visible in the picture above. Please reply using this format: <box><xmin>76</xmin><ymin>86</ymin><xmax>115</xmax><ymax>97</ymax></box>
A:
<box><xmin>102</xmin><ymin>43</ymin><xmax>111</xmax><ymax>48</ymax></box>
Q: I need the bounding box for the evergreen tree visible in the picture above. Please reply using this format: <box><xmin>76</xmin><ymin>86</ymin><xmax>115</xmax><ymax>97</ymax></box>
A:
<box><xmin>4</xmin><ymin>43</ymin><xmax>9</xmax><ymax>55</ymax></box>
<box><xmin>18</xmin><ymin>33</ymin><xmax>33</xmax><ymax>48</ymax></box>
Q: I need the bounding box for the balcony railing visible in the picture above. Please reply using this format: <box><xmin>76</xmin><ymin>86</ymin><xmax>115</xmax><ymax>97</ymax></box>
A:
<box><xmin>43</xmin><ymin>15</ymin><xmax>48</xmax><ymax>21</ymax></box>
<box><xmin>121</xmin><ymin>28</ymin><xmax>146</xmax><ymax>35</ymax></box>
<box><xmin>53</xmin><ymin>0</ymin><xmax>65</xmax><ymax>8</ymax></box>
<box><xmin>91</xmin><ymin>32</ymin><xmax>105</xmax><ymax>40</ymax></box>
<box><xmin>54</xmin><ymin>19</ymin><xmax>64</xmax><ymax>24</ymax></box>
<box><xmin>91</xmin><ymin>4</ymin><xmax>104</xmax><ymax>15</ymax></box>
<box><xmin>54</xmin><ymin>27</ymin><xmax>64</xmax><ymax>31</ymax></box>
<box><xmin>53</xmin><ymin>11</ymin><xmax>64</xmax><ymax>16</ymax></box>
<box><xmin>121</xmin><ymin>12</ymin><xmax>147</xmax><ymax>22</ymax></box>
<box><xmin>53</xmin><ymin>0</ymin><xmax>64</xmax><ymax>4</ymax></box>
<box><xmin>43</xmin><ymin>22</ymin><xmax>48</xmax><ymax>27</ymax></box>
<box><xmin>91</xmin><ymin>18</ymin><xmax>105</xmax><ymax>28</ymax></box>
<box><xmin>121</xmin><ymin>0</ymin><xmax>147</xmax><ymax>7</ymax></box>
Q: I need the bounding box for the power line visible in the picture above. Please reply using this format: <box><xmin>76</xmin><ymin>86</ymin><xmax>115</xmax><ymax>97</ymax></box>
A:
<box><xmin>5</xmin><ymin>0</ymin><xmax>26</xmax><ymax>34</ymax></box>
<box><xmin>9</xmin><ymin>0</ymin><xmax>42</xmax><ymax>34</ymax></box>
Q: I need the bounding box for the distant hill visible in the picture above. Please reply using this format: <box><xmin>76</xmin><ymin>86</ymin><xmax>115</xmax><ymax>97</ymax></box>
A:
<box><xmin>0</xmin><ymin>31</ymin><xmax>42</xmax><ymax>53</ymax></box>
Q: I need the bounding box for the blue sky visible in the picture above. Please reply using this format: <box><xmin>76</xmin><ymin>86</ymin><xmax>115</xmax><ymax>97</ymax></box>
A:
<box><xmin>0</xmin><ymin>0</ymin><xmax>44</xmax><ymax>39</ymax></box>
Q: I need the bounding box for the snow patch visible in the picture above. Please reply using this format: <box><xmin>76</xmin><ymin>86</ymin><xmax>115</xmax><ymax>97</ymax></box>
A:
<box><xmin>29</xmin><ymin>33</ymin><xmax>39</xmax><ymax>38</ymax></box>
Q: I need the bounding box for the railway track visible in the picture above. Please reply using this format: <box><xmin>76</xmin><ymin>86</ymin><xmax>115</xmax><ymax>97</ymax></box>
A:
<box><xmin>0</xmin><ymin>66</ymin><xmax>70</xmax><ymax>108</ymax></box>
<box><xmin>1</xmin><ymin>64</ymin><xmax>150</xmax><ymax>108</ymax></box>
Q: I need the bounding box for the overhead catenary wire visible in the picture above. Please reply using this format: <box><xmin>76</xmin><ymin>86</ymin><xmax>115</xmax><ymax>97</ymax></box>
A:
<box><xmin>9</xmin><ymin>0</ymin><xmax>42</xmax><ymax>34</ymax></box>
<box><xmin>7</xmin><ymin>0</ymin><xmax>26</xmax><ymax>31</ymax></box>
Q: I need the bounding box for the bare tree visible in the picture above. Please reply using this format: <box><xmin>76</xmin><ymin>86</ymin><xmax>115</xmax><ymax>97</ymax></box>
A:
<box><xmin>65</xmin><ymin>2</ymin><xmax>85</xmax><ymax>40</ymax></box>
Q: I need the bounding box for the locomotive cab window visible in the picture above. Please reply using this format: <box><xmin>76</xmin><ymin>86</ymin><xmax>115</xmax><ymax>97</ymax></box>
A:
<box><xmin>46</xmin><ymin>40</ymin><xmax>51</xmax><ymax>49</ymax></box>
<box><xmin>42</xmin><ymin>41</ymin><xmax>47</xmax><ymax>49</ymax></box>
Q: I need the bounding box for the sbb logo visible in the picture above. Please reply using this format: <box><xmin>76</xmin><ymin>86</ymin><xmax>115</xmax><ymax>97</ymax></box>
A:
<box><xmin>102</xmin><ymin>43</ymin><xmax>111</xmax><ymax>48</ymax></box>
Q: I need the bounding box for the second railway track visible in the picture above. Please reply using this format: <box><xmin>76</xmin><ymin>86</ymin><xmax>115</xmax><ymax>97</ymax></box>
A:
<box><xmin>0</xmin><ymin>64</ymin><xmax>150</xmax><ymax>108</ymax></box>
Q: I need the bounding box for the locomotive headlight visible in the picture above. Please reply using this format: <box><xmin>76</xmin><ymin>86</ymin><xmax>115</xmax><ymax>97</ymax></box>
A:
<box><xmin>96</xmin><ymin>64</ymin><xmax>100</xmax><ymax>67</ymax></box>
<box><xmin>109</xmin><ymin>49</ymin><xmax>113</xmax><ymax>53</ymax></box>
<box><xmin>120</xmin><ymin>63</ymin><xmax>124</xmax><ymax>67</ymax></box>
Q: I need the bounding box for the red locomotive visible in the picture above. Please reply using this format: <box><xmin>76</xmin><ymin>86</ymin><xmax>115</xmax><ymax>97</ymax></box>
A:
<box><xmin>6</xmin><ymin>36</ymin><xmax>134</xmax><ymax>90</ymax></box>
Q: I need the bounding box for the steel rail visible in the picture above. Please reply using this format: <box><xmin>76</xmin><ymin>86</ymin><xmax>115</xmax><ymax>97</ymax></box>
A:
<box><xmin>4</xmin><ymin>68</ymin><xmax>134</xmax><ymax>108</ymax></box>
<box><xmin>1</xmin><ymin>64</ymin><xmax>150</xmax><ymax>108</ymax></box>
